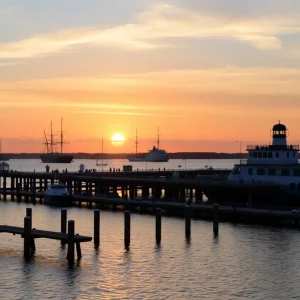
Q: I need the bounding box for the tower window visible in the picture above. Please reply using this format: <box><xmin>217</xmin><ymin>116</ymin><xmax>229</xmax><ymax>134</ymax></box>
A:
<box><xmin>275</xmin><ymin>152</ymin><xmax>279</xmax><ymax>158</ymax></box>
<box><xmin>281</xmin><ymin>169</ymin><xmax>289</xmax><ymax>176</ymax></box>
<box><xmin>257</xmin><ymin>168</ymin><xmax>265</xmax><ymax>175</ymax></box>
<box><xmin>268</xmin><ymin>152</ymin><xmax>273</xmax><ymax>158</ymax></box>
<box><xmin>268</xmin><ymin>168</ymin><xmax>276</xmax><ymax>176</ymax></box>
<box><xmin>287</xmin><ymin>152</ymin><xmax>290</xmax><ymax>158</ymax></box>
<box><xmin>293</xmin><ymin>169</ymin><xmax>300</xmax><ymax>176</ymax></box>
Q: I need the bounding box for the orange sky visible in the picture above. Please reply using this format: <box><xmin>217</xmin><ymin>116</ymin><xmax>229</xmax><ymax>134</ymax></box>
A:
<box><xmin>1</xmin><ymin>1</ymin><xmax>300</xmax><ymax>153</ymax></box>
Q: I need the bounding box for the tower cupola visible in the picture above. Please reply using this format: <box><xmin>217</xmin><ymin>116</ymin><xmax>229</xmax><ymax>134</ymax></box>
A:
<box><xmin>272</xmin><ymin>121</ymin><xmax>287</xmax><ymax>146</ymax></box>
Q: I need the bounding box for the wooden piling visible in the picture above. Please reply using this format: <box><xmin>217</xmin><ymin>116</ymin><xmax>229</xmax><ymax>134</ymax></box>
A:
<box><xmin>24</xmin><ymin>216</ymin><xmax>32</xmax><ymax>259</ymax></box>
<box><xmin>26</xmin><ymin>207</ymin><xmax>32</xmax><ymax>229</ymax></box>
<box><xmin>124</xmin><ymin>210</ymin><xmax>130</xmax><ymax>249</ymax></box>
<box><xmin>3</xmin><ymin>176</ymin><xmax>6</xmax><ymax>201</ymax></box>
<box><xmin>61</xmin><ymin>209</ymin><xmax>67</xmax><ymax>245</ymax></box>
<box><xmin>185</xmin><ymin>205</ymin><xmax>191</xmax><ymax>239</ymax></box>
<box><xmin>213</xmin><ymin>203</ymin><xmax>219</xmax><ymax>235</ymax></box>
<box><xmin>94</xmin><ymin>209</ymin><xmax>100</xmax><ymax>246</ymax></box>
<box><xmin>156</xmin><ymin>208</ymin><xmax>162</xmax><ymax>244</ymax></box>
<box><xmin>67</xmin><ymin>220</ymin><xmax>75</xmax><ymax>261</ymax></box>
<box><xmin>76</xmin><ymin>241</ymin><xmax>82</xmax><ymax>260</ymax></box>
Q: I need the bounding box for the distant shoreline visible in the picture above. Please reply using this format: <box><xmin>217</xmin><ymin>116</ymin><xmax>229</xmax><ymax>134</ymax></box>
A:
<box><xmin>0</xmin><ymin>152</ymin><xmax>247</xmax><ymax>160</ymax></box>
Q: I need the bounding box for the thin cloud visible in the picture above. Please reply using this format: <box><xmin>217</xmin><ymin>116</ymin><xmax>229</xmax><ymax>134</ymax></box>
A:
<box><xmin>1</xmin><ymin>67</ymin><xmax>300</xmax><ymax>96</ymax></box>
<box><xmin>0</xmin><ymin>1</ymin><xmax>299</xmax><ymax>59</ymax></box>
<box><xmin>72</xmin><ymin>110</ymin><xmax>182</xmax><ymax>117</ymax></box>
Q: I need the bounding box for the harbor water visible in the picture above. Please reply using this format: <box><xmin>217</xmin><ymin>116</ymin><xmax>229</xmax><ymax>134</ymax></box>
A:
<box><xmin>1</xmin><ymin>159</ymin><xmax>300</xmax><ymax>299</ymax></box>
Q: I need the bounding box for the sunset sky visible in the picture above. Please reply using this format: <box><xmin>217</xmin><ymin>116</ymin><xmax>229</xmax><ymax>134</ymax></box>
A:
<box><xmin>1</xmin><ymin>0</ymin><xmax>300</xmax><ymax>154</ymax></box>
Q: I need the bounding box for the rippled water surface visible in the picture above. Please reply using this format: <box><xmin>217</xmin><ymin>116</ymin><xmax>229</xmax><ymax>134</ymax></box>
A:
<box><xmin>1</xmin><ymin>201</ymin><xmax>300</xmax><ymax>299</ymax></box>
<box><xmin>1</xmin><ymin>159</ymin><xmax>300</xmax><ymax>299</ymax></box>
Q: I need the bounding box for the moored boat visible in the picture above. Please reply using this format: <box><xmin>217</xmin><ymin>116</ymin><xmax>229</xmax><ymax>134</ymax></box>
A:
<box><xmin>128</xmin><ymin>128</ymin><xmax>169</xmax><ymax>162</ymax></box>
<box><xmin>40</xmin><ymin>118</ymin><xmax>74</xmax><ymax>163</ymax></box>
<box><xmin>228</xmin><ymin>122</ymin><xmax>300</xmax><ymax>195</ymax></box>
<box><xmin>44</xmin><ymin>182</ymin><xmax>72</xmax><ymax>206</ymax></box>
<box><xmin>203</xmin><ymin>122</ymin><xmax>300</xmax><ymax>207</ymax></box>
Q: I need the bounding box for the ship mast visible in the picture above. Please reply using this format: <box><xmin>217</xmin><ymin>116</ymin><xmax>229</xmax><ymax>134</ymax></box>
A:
<box><xmin>50</xmin><ymin>121</ymin><xmax>54</xmax><ymax>154</ymax></box>
<box><xmin>43</xmin><ymin>130</ymin><xmax>49</xmax><ymax>153</ymax></box>
<box><xmin>135</xmin><ymin>129</ymin><xmax>138</xmax><ymax>157</ymax></box>
<box><xmin>157</xmin><ymin>126</ymin><xmax>160</xmax><ymax>149</ymax></box>
<box><xmin>60</xmin><ymin>117</ymin><xmax>63</xmax><ymax>154</ymax></box>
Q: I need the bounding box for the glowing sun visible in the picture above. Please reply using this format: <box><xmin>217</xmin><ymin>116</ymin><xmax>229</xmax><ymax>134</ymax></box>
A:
<box><xmin>111</xmin><ymin>133</ymin><xmax>125</xmax><ymax>146</ymax></box>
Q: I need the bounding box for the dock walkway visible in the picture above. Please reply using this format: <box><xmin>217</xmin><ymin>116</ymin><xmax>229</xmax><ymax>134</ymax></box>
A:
<box><xmin>0</xmin><ymin>225</ymin><xmax>92</xmax><ymax>242</ymax></box>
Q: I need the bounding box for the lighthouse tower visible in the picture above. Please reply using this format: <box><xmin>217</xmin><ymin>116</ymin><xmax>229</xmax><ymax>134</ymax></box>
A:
<box><xmin>271</xmin><ymin>122</ymin><xmax>287</xmax><ymax>147</ymax></box>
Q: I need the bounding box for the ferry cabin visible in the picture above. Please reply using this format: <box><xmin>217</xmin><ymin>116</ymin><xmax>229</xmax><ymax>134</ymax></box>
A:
<box><xmin>228</xmin><ymin>122</ymin><xmax>300</xmax><ymax>195</ymax></box>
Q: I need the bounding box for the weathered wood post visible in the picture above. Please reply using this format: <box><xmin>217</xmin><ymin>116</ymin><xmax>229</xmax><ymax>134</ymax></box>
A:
<box><xmin>213</xmin><ymin>204</ymin><xmax>219</xmax><ymax>235</ymax></box>
<box><xmin>61</xmin><ymin>209</ymin><xmax>67</xmax><ymax>245</ymax></box>
<box><xmin>24</xmin><ymin>216</ymin><xmax>32</xmax><ymax>259</ymax></box>
<box><xmin>32</xmin><ymin>178</ymin><xmax>36</xmax><ymax>203</ymax></box>
<box><xmin>76</xmin><ymin>240</ymin><xmax>82</xmax><ymax>260</ymax></box>
<box><xmin>26</xmin><ymin>208</ymin><xmax>32</xmax><ymax>226</ymax></box>
<box><xmin>26</xmin><ymin>208</ymin><xmax>36</xmax><ymax>252</ymax></box>
<box><xmin>3</xmin><ymin>176</ymin><xmax>6</xmax><ymax>201</ymax></box>
<box><xmin>11</xmin><ymin>177</ymin><xmax>15</xmax><ymax>201</ymax></box>
<box><xmin>67</xmin><ymin>220</ymin><xmax>75</xmax><ymax>261</ymax></box>
<box><xmin>156</xmin><ymin>208</ymin><xmax>162</xmax><ymax>244</ymax></box>
<box><xmin>124</xmin><ymin>210</ymin><xmax>130</xmax><ymax>249</ymax></box>
<box><xmin>16</xmin><ymin>182</ymin><xmax>21</xmax><ymax>202</ymax></box>
<box><xmin>185</xmin><ymin>205</ymin><xmax>191</xmax><ymax>239</ymax></box>
<box><xmin>94</xmin><ymin>209</ymin><xmax>100</xmax><ymax>247</ymax></box>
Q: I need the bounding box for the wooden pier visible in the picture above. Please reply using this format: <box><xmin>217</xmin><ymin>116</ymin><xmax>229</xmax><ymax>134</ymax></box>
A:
<box><xmin>0</xmin><ymin>208</ymin><xmax>92</xmax><ymax>261</ymax></box>
<box><xmin>0</xmin><ymin>168</ymin><xmax>286</xmax><ymax>208</ymax></box>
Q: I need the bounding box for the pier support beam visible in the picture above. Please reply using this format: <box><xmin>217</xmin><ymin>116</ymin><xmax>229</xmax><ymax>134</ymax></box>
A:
<box><xmin>94</xmin><ymin>209</ymin><xmax>100</xmax><ymax>247</ymax></box>
<box><xmin>185</xmin><ymin>205</ymin><xmax>191</xmax><ymax>239</ymax></box>
<box><xmin>3</xmin><ymin>176</ymin><xmax>6</xmax><ymax>201</ymax></box>
<box><xmin>142</xmin><ymin>187</ymin><xmax>149</xmax><ymax>200</ymax></box>
<box><xmin>67</xmin><ymin>220</ymin><xmax>75</xmax><ymax>261</ymax></box>
<box><xmin>195</xmin><ymin>189</ymin><xmax>203</xmax><ymax>203</ymax></box>
<box><xmin>129</xmin><ymin>185</ymin><xmax>134</xmax><ymax>200</ymax></box>
<box><xmin>173</xmin><ymin>188</ymin><xmax>179</xmax><ymax>201</ymax></box>
<box><xmin>61</xmin><ymin>209</ymin><xmax>67</xmax><ymax>245</ymax></box>
<box><xmin>189</xmin><ymin>189</ymin><xmax>193</xmax><ymax>203</ymax></box>
<box><xmin>11</xmin><ymin>177</ymin><xmax>15</xmax><ymax>201</ymax></box>
<box><xmin>156</xmin><ymin>208</ymin><xmax>162</xmax><ymax>244</ymax></box>
<box><xmin>154</xmin><ymin>187</ymin><xmax>162</xmax><ymax>200</ymax></box>
<box><xmin>180</xmin><ymin>188</ymin><xmax>186</xmax><ymax>203</ymax></box>
<box><xmin>124</xmin><ymin>211</ymin><xmax>130</xmax><ymax>249</ymax></box>
<box><xmin>213</xmin><ymin>204</ymin><xmax>219</xmax><ymax>236</ymax></box>
<box><xmin>24</xmin><ymin>216</ymin><xmax>32</xmax><ymax>259</ymax></box>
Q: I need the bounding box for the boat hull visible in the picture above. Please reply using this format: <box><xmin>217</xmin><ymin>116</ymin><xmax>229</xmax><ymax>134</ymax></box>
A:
<box><xmin>44</xmin><ymin>195</ymin><xmax>73</xmax><ymax>206</ymax></box>
<box><xmin>128</xmin><ymin>156</ymin><xmax>169</xmax><ymax>162</ymax></box>
<box><xmin>40</xmin><ymin>154</ymin><xmax>74</xmax><ymax>163</ymax></box>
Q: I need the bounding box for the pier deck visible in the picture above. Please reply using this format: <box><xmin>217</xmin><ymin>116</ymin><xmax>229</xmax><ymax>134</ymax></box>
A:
<box><xmin>0</xmin><ymin>225</ymin><xmax>92</xmax><ymax>242</ymax></box>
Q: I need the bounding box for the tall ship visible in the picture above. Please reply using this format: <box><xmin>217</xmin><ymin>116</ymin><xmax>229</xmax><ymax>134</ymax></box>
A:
<box><xmin>40</xmin><ymin>118</ymin><xmax>74</xmax><ymax>163</ymax></box>
<box><xmin>128</xmin><ymin>128</ymin><xmax>169</xmax><ymax>162</ymax></box>
<box><xmin>228</xmin><ymin>121</ymin><xmax>300</xmax><ymax>197</ymax></box>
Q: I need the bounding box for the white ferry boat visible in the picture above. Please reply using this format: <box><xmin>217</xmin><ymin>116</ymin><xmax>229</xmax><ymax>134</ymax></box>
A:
<box><xmin>128</xmin><ymin>146</ymin><xmax>169</xmax><ymax>162</ymax></box>
<box><xmin>128</xmin><ymin>128</ymin><xmax>169</xmax><ymax>162</ymax></box>
<box><xmin>228</xmin><ymin>122</ymin><xmax>300</xmax><ymax>197</ymax></box>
